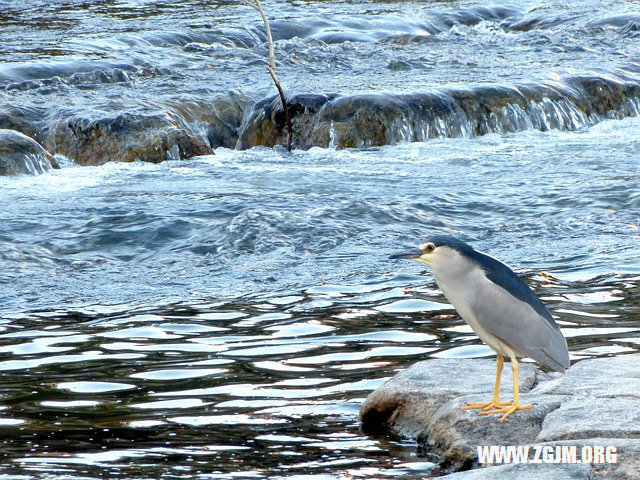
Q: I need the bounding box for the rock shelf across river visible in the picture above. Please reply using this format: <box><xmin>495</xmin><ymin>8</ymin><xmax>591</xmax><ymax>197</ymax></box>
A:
<box><xmin>3</xmin><ymin>72</ymin><xmax>640</xmax><ymax>174</ymax></box>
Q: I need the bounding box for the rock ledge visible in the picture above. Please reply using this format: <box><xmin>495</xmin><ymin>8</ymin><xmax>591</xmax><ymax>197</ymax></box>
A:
<box><xmin>360</xmin><ymin>354</ymin><xmax>640</xmax><ymax>479</ymax></box>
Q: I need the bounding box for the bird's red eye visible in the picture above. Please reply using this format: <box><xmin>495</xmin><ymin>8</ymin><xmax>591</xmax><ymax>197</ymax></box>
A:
<box><xmin>426</xmin><ymin>243</ymin><xmax>435</xmax><ymax>252</ymax></box>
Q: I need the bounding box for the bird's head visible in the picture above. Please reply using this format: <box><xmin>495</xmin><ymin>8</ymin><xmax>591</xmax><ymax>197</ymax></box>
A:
<box><xmin>390</xmin><ymin>234</ymin><xmax>476</xmax><ymax>270</ymax></box>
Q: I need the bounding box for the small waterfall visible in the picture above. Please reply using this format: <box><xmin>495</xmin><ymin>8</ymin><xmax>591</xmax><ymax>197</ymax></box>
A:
<box><xmin>236</xmin><ymin>73</ymin><xmax>640</xmax><ymax>150</ymax></box>
<box><xmin>328</xmin><ymin>121</ymin><xmax>338</xmax><ymax>149</ymax></box>
<box><xmin>341</xmin><ymin>75</ymin><xmax>640</xmax><ymax>147</ymax></box>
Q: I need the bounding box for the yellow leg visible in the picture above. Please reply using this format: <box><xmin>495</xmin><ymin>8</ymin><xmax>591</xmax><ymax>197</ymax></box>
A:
<box><xmin>460</xmin><ymin>355</ymin><xmax>512</xmax><ymax>412</ymax></box>
<box><xmin>478</xmin><ymin>357</ymin><xmax>534</xmax><ymax>422</ymax></box>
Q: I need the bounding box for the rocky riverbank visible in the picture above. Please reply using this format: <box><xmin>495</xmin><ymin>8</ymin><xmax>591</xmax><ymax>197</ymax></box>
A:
<box><xmin>360</xmin><ymin>354</ymin><xmax>640</xmax><ymax>479</ymax></box>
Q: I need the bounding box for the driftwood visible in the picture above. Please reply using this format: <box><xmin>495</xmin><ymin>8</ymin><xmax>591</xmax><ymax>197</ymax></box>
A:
<box><xmin>239</xmin><ymin>0</ymin><xmax>293</xmax><ymax>151</ymax></box>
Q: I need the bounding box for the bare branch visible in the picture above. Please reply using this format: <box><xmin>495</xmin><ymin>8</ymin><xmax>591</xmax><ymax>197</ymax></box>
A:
<box><xmin>238</xmin><ymin>0</ymin><xmax>292</xmax><ymax>151</ymax></box>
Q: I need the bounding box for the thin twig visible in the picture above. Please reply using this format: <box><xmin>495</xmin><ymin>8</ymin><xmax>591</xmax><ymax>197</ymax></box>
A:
<box><xmin>239</xmin><ymin>0</ymin><xmax>293</xmax><ymax>151</ymax></box>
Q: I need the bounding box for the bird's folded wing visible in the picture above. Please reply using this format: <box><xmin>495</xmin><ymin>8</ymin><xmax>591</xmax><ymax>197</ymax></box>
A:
<box><xmin>473</xmin><ymin>278</ymin><xmax>570</xmax><ymax>373</ymax></box>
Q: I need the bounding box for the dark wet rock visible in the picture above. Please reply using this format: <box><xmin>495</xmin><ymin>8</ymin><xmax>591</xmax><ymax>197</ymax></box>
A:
<box><xmin>361</xmin><ymin>354</ymin><xmax>640</xmax><ymax>478</ymax></box>
<box><xmin>0</xmin><ymin>105</ymin><xmax>46</xmax><ymax>141</ymax></box>
<box><xmin>46</xmin><ymin>111</ymin><xmax>213</xmax><ymax>166</ymax></box>
<box><xmin>0</xmin><ymin>129</ymin><xmax>58</xmax><ymax>176</ymax></box>
<box><xmin>502</xmin><ymin>13</ymin><xmax>572</xmax><ymax>32</ymax></box>
<box><xmin>166</xmin><ymin>93</ymin><xmax>252</xmax><ymax>149</ymax></box>
<box><xmin>439</xmin><ymin>463</ymin><xmax>593</xmax><ymax>480</ymax></box>
<box><xmin>236</xmin><ymin>93</ymin><xmax>339</xmax><ymax>150</ymax></box>
<box><xmin>587</xmin><ymin>14</ymin><xmax>640</xmax><ymax>29</ymax></box>
<box><xmin>237</xmin><ymin>92</ymin><xmax>462</xmax><ymax>149</ymax></box>
<box><xmin>237</xmin><ymin>75</ymin><xmax>640</xmax><ymax>150</ymax></box>
<box><xmin>566</xmin><ymin>76</ymin><xmax>638</xmax><ymax>117</ymax></box>
<box><xmin>2</xmin><ymin>93</ymin><xmax>247</xmax><ymax>166</ymax></box>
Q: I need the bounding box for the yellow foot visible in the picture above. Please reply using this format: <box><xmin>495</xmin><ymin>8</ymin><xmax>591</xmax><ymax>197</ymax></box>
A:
<box><xmin>460</xmin><ymin>400</ymin><xmax>513</xmax><ymax>412</ymax></box>
<box><xmin>478</xmin><ymin>403</ymin><xmax>534</xmax><ymax>422</ymax></box>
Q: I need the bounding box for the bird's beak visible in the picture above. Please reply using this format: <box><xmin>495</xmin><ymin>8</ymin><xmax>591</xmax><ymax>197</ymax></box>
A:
<box><xmin>389</xmin><ymin>249</ymin><xmax>423</xmax><ymax>260</ymax></box>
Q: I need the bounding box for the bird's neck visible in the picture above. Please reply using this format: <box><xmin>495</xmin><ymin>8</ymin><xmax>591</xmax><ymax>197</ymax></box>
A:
<box><xmin>431</xmin><ymin>262</ymin><xmax>479</xmax><ymax>312</ymax></box>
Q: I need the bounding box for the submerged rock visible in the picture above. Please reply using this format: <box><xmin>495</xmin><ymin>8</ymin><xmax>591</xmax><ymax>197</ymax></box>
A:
<box><xmin>2</xmin><ymin>93</ymin><xmax>249</xmax><ymax>166</ymax></box>
<box><xmin>360</xmin><ymin>354</ymin><xmax>640</xmax><ymax>479</ymax></box>
<box><xmin>166</xmin><ymin>92</ymin><xmax>252</xmax><ymax>149</ymax></box>
<box><xmin>46</xmin><ymin>111</ymin><xmax>213</xmax><ymax>166</ymax></box>
<box><xmin>0</xmin><ymin>129</ymin><xmax>58</xmax><ymax>176</ymax></box>
<box><xmin>0</xmin><ymin>105</ymin><xmax>46</xmax><ymax>142</ymax></box>
<box><xmin>237</xmin><ymin>74</ymin><xmax>640</xmax><ymax>150</ymax></box>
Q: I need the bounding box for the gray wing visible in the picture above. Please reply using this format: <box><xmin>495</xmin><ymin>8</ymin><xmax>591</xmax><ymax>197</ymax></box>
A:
<box><xmin>473</xmin><ymin>274</ymin><xmax>570</xmax><ymax>373</ymax></box>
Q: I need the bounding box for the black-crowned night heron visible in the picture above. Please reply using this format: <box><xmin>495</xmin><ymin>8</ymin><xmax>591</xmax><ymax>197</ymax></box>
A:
<box><xmin>391</xmin><ymin>235</ymin><xmax>569</xmax><ymax>422</ymax></box>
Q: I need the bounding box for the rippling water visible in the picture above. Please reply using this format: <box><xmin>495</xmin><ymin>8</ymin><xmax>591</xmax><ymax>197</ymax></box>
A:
<box><xmin>2</xmin><ymin>0</ymin><xmax>640</xmax><ymax>478</ymax></box>
<box><xmin>2</xmin><ymin>121</ymin><xmax>640</xmax><ymax>478</ymax></box>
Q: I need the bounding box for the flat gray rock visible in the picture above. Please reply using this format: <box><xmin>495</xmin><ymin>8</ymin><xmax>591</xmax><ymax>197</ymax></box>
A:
<box><xmin>538</xmin><ymin>398</ymin><xmax>640</xmax><ymax>442</ymax></box>
<box><xmin>439</xmin><ymin>463</ymin><xmax>593</xmax><ymax>480</ymax></box>
<box><xmin>531</xmin><ymin>354</ymin><xmax>640</xmax><ymax>398</ymax></box>
<box><xmin>360</xmin><ymin>358</ymin><xmax>537</xmax><ymax>437</ymax></box>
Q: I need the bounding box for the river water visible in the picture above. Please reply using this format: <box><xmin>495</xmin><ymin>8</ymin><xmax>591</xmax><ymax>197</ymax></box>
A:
<box><xmin>1</xmin><ymin>0</ymin><xmax>640</xmax><ymax>479</ymax></box>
